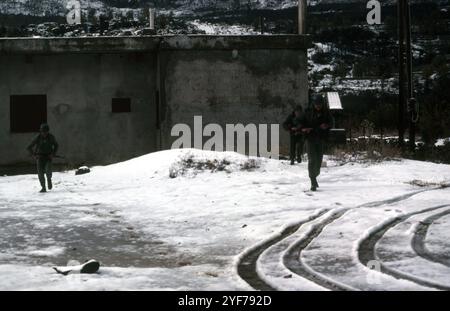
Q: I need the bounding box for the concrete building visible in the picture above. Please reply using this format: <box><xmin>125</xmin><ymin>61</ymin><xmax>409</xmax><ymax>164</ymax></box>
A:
<box><xmin>0</xmin><ymin>35</ymin><xmax>311</xmax><ymax>166</ymax></box>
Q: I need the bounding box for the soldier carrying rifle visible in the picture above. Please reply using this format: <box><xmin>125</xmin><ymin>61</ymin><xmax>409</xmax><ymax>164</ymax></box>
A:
<box><xmin>283</xmin><ymin>105</ymin><xmax>305</xmax><ymax>166</ymax></box>
<box><xmin>27</xmin><ymin>123</ymin><xmax>59</xmax><ymax>193</ymax></box>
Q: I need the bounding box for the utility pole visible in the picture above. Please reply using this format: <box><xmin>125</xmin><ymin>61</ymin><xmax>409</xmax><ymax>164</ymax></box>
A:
<box><xmin>149</xmin><ymin>8</ymin><xmax>155</xmax><ymax>30</ymax></box>
<box><xmin>404</xmin><ymin>0</ymin><xmax>416</xmax><ymax>151</ymax></box>
<box><xmin>397</xmin><ymin>0</ymin><xmax>406</xmax><ymax>149</ymax></box>
<box><xmin>398</xmin><ymin>0</ymin><xmax>416</xmax><ymax>152</ymax></box>
<box><xmin>259</xmin><ymin>16</ymin><xmax>264</xmax><ymax>34</ymax></box>
<box><xmin>298</xmin><ymin>0</ymin><xmax>306</xmax><ymax>34</ymax></box>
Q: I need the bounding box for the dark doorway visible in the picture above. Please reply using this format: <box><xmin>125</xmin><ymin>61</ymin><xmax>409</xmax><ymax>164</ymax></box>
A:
<box><xmin>10</xmin><ymin>95</ymin><xmax>47</xmax><ymax>133</ymax></box>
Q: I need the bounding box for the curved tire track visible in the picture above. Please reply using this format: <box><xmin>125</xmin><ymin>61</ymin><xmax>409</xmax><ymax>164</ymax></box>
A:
<box><xmin>281</xmin><ymin>190</ymin><xmax>437</xmax><ymax>291</ymax></box>
<box><xmin>358</xmin><ymin>204</ymin><xmax>450</xmax><ymax>291</ymax></box>
<box><xmin>236</xmin><ymin>211</ymin><xmax>328</xmax><ymax>291</ymax></box>
<box><xmin>237</xmin><ymin>188</ymin><xmax>441</xmax><ymax>291</ymax></box>
<box><xmin>412</xmin><ymin>208</ymin><xmax>450</xmax><ymax>268</ymax></box>
<box><xmin>283</xmin><ymin>209</ymin><xmax>354</xmax><ymax>291</ymax></box>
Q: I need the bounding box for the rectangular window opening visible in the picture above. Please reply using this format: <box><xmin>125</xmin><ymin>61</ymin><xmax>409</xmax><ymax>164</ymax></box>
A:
<box><xmin>10</xmin><ymin>95</ymin><xmax>47</xmax><ymax>133</ymax></box>
<box><xmin>112</xmin><ymin>98</ymin><xmax>131</xmax><ymax>113</ymax></box>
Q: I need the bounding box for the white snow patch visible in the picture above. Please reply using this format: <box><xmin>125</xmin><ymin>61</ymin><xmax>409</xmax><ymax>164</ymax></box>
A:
<box><xmin>1</xmin><ymin>149</ymin><xmax>450</xmax><ymax>290</ymax></box>
<box><xmin>435</xmin><ymin>138</ymin><xmax>450</xmax><ymax>147</ymax></box>
<box><xmin>27</xmin><ymin>246</ymin><xmax>66</xmax><ymax>257</ymax></box>
<box><xmin>190</xmin><ymin>20</ymin><xmax>259</xmax><ymax>35</ymax></box>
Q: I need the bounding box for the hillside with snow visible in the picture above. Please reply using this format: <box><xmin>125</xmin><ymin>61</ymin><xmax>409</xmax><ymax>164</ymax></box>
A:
<box><xmin>0</xmin><ymin>0</ymin><xmax>293</xmax><ymax>16</ymax></box>
<box><xmin>1</xmin><ymin>149</ymin><xmax>450</xmax><ymax>290</ymax></box>
<box><xmin>0</xmin><ymin>0</ymin><xmax>101</xmax><ymax>16</ymax></box>
<box><xmin>0</xmin><ymin>0</ymin><xmax>406</xmax><ymax>17</ymax></box>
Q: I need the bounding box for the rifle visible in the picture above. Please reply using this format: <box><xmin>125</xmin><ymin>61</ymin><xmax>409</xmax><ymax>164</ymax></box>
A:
<box><xmin>32</xmin><ymin>153</ymin><xmax>66</xmax><ymax>160</ymax></box>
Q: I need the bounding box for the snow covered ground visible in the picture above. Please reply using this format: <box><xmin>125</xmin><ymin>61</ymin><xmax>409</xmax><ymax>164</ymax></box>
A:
<box><xmin>308</xmin><ymin>42</ymin><xmax>398</xmax><ymax>95</ymax></box>
<box><xmin>314</xmin><ymin>77</ymin><xmax>398</xmax><ymax>94</ymax></box>
<box><xmin>0</xmin><ymin>0</ymin><xmax>106</xmax><ymax>17</ymax></box>
<box><xmin>190</xmin><ymin>20</ymin><xmax>259</xmax><ymax>35</ymax></box>
<box><xmin>0</xmin><ymin>149</ymin><xmax>450</xmax><ymax>290</ymax></box>
<box><xmin>435</xmin><ymin>138</ymin><xmax>450</xmax><ymax>147</ymax></box>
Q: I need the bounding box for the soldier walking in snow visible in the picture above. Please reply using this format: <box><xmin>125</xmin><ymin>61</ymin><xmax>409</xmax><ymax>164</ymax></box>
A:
<box><xmin>27</xmin><ymin>123</ymin><xmax>59</xmax><ymax>193</ymax></box>
<box><xmin>301</xmin><ymin>94</ymin><xmax>333</xmax><ymax>191</ymax></box>
<box><xmin>283</xmin><ymin>105</ymin><xmax>305</xmax><ymax>165</ymax></box>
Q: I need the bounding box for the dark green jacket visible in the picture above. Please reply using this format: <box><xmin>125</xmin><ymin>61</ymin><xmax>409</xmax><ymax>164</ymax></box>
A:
<box><xmin>301</xmin><ymin>108</ymin><xmax>334</xmax><ymax>141</ymax></box>
<box><xmin>283</xmin><ymin>112</ymin><xmax>304</xmax><ymax>136</ymax></box>
<box><xmin>27</xmin><ymin>133</ymin><xmax>59</xmax><ymax>156</ymax></box>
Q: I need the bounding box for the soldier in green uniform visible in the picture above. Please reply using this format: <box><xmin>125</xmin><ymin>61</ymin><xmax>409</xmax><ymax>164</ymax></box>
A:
<box><xmin>27</xmin><ymin>123</ymin><xmax>59</xmax><ymax>193</ymax></box>
<box><xmin>283</xmin><ymin>106</ymin><xmax>305</xmax><ymax>165</ymax></box>
<box><xmin>301</xmin><ymin>94</ymin><xmax>333</xmax><ymax>191</ymax></box>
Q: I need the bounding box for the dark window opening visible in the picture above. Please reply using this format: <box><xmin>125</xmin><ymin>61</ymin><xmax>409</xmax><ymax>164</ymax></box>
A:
<box><xmin>112</xmin><ymin>98</ymin><xmax>131</xmax><ymax>113</ymax></box>
<box><xmin>10</xmin><ymin>95</ymin><xmax>47</xmax><ymax>133</ymax></box>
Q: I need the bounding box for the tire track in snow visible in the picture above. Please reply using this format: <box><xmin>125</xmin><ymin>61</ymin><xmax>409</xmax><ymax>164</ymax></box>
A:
<box><xmin>282</xmin><ymin>190</ymin><xmax>436</xmax><ymax>291</ymax></box>
<box><xmin>412</xmin><ymin>208</ymin><xmax>450</xmax><ymax>268</ymax></box>
<box><xmin>357</xmin><ymin>189</ymin><xmax>431</xmax><ymax>208</ymax></box>
<box><xmin>283</xmin><ymin>209</ymin><xmax>355</xmax><ymax>291</ymax></box>
<box><xmin>238</xmin><ymin>188</ymin><xmax>440</xmax><ymax>291</ymax></box>
<box><xmin>236</xmin><ymin>210</ymin><xmax>328</xmax><ymax>291</ymax></box>
<box><xmin>358</xmin><ymin>204</ymin><xmax>450</xmax><ymax>291</ymax></box>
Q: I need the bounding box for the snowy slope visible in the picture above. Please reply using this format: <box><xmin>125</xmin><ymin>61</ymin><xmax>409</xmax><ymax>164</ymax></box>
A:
<box><xmin>0</xmin><ymin>149</ymin><xmax>450</xmax><ymax>290</ymax></box>
<box><xmin>0</xmin><ymin>0</ymin><xmax>387</xmax><ymax>17</ymax></box>
<box><xmin>0</xmin><ymin>0</ymin><xmax>106</xmax><ymax>16</ymax></box>
<box><xmin>2</xmin><ymin>0</ymin><xmax>443</xmax><ymax>16</ymax></box>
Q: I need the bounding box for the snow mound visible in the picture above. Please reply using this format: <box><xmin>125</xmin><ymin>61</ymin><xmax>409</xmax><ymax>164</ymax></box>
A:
<box><xmin>168</xmin><ymin>150</ymin><xmax>262</xmax><ymax>178</ymax></box>
<box><xmin>88</xmin><ymin>148</ymin><xmax>266</xmax><ymax>180</ymax></box>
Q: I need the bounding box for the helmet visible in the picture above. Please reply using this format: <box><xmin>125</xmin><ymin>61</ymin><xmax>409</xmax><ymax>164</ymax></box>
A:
<box><xmin>312</xmin><ymin>93</ymin><xmax>325</xmax><ymax>106</ymax></box>
<box><xmin>40</xmin><ymin>123</ymin><xmax>50</xmax><ymax>132</ymax></box>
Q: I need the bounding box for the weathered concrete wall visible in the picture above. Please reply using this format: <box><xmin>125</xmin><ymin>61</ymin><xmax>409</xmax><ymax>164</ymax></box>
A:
<box><xmin>0</xmin><ymin>52</ymin><xmax>157</xmax><ymax>165</ymax></box>
<box><xmin>160</xmin><ymin>49</ymin><xmax>309</xmax><ymax>153</ymax></box>
<box><xmin>0</xmin><ymin>35</ymin><xmax>310</xmax><ymax>166</ymax></box>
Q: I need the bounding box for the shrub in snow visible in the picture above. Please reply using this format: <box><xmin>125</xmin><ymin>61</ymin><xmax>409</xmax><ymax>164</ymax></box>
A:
<box><xmin>240</xmin><ymin>158</ymin><xmax>260</xmax><ymax>171</ymax></box>
<box><xmin>169</xmin><ymin>152</ymin><xmax>261</xmax><ymax>178</ymax></box>
<box><xmin>407</xmin><ymin>179</ymin><xmax>450</xmax><ymax>188</ymax></box>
